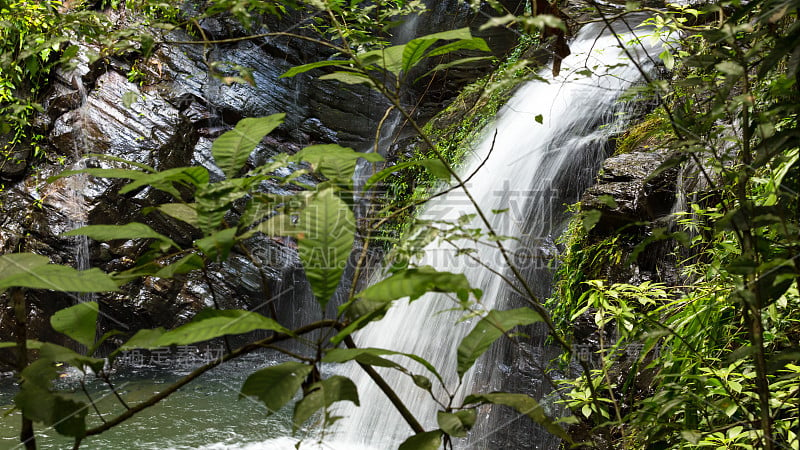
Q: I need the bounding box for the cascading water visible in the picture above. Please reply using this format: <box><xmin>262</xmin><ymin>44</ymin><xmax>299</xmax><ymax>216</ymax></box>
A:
<box><xmin>330</xmin><ymin>18</ymin><xmax>666</xmax><ymax>449</ymax></box>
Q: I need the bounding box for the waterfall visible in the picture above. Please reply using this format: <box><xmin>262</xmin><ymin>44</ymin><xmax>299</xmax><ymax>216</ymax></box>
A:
<box><xmin>65</xmin><ymin>73</ymin><xmax>93</xmax><ymax>301</ymax></box>
<box><xmin>329</xmin><ymin>18</ymin><xmax>665</xmax><ymax>449</ymax></box>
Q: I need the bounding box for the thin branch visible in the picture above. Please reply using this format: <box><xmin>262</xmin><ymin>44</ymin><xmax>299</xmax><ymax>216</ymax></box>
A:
<box><xmin>83</xmin><ymin>320</ymin><xmax>340</xmax><ymax>438</ymax></box>
<box><xmin>343</xmin><ymin>336</ymin><xmax>424</xmax><ymax>434</ymax></box>
<box><xmin>80</xmin><ymin>378</ymin><xmax>106</xmax><ymax>424</ymax></box>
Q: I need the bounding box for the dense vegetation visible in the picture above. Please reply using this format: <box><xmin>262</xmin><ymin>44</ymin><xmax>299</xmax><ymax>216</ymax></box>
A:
<box><xmin>0</xmin><ymin>0</ymin><xmax>797</xmax><ymax>449</ymax></box>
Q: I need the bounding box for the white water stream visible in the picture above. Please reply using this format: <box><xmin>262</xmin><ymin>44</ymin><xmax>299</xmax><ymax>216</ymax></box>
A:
<box><xmin>327</xmin><ymin>19</ymin><xmax>665</xmax><ymax>449</ymax></box>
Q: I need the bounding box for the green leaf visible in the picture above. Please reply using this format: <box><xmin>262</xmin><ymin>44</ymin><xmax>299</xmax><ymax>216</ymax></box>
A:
<box><xmin>323</xmin><ymin>348</ymin><xmax>403</xmax><ymax>369</ymax></box>
<box><xmin>420</xmin><ymin>159</ymin><xmax>451</xmax><ymax>181</ymax></box>
<box><xmin>293</xmin><ymin>144</ymin><xmax>383</xmax><ymax>188</ymax></box>
<box><xmin>195</xmin><ymin>179</ymin><xmax>251</xmax><ymax>233</ymax></box>
<box><xmin>398</xmin><ymin>430</ymin><xmax>443</xmax><ymax>450</ymax></box>
<box><xmin>155</xmin><ymin>254</ymin><xmax>204</xmax><ymax>278</ymax></box>
<box><xmin>0</xmin><ymin>253</ymin><xmax>50</xmax><ymax>283</ymax></box>
<box><xmin>50</xmin><ymin>302</ymin><xmax>98</xmax><ymax>348</ymax></box>
<box><xmin>0</xmin><ymin>264</ymin><xmax>118</xmax><ymax>293</ymax></box>
<box><xmin>464</xmin><ymin>392</ymin><xmax>571</xmax><ymax>442</ymax></box>
<box><xmin>437</xmin><ymin>409</ymin><xmax>477</xmax><ymax>437</ymax></box>
<box><xmin>38</xmin><ymin>342</ymin><xmax>105</xmax><ymax>373</ymax></box>
<box><xmin>535</xmin><ymin>114</ymin><xmax>543</xmax><ymax>124</ymax></box>
<box><xmin>354</xmin><ymin>266</ymin><xmax>472</xmax><ymax>315</ymax></box>
<box><xmin>716</xmin><ymin>61</ymin><xmax>744</xmax><ymax>77</ymax></box>
<box><xmin>359</xmin><ymin>45</ymin><xmax>406</xmax><ymax>75</ymax></box>
<box><xmin>212</xmin><ymin>114</ymin><xmax>285</xmax><ymax>178</ymax></box>
<box><xmin>119</xmin><ymin>166</ymin><xmax>209</xmax><ymax>198</ymax></box>
<box><xmin>240</xmin><ymin>362</ymin><xmax>313</xmax><ymax>413</ymax></box>
<box><xmin>281</xmin><ymin>59</ymin><xmax>353</xmax><ymax>78</ymax></box>
<box><xmin>117</xmin><ymin>327</ymin><xmax>166</xmax><ymax>352</ymax></box>
<box><xmin>155</xmin><ymin>203</ymin><xmax>199</xmax><ymax>227</ymax></box>
<box><xmin>296</xmin><ymin>188</ymin><xmax>355</xmax><ymax>308</ymax></box>
<box><xmin>46</xmin><ymin>167</ymin><xmax>144</xmax><ymax>184</ymax></box>
<box><xmin>319</xmin><ymin>71</ymin><xmax>376</xmax><ymax>87</ymax></box>
<box><xmin>156</xmin><ymin>309</ymin><xmax>290</xmax><ymax>347</ymax></box>
<box><xmin>456</xmin><ymin>308</ymin><xmax>542</xmax><ymax>378</ymax></box>
<box><xmin>402</xmin><ymin>38</ymin><xmax>437</xmax><ymax>74</ymax></box>
<box><xmin>323</xmin><ymin>348</ymin><xmax>444</xmax><ymax>384</ymax></box>
<box><xmin>15</xmin><ymin>368</ymin><xmax>88</xmax><ymax>438</ymax></box>
<box><xmin>417</xmin><ymin>56</ymin><xmax>493</xmax><ymax>81</ymax></box>
<box><xmin>195</xmin><ymin>228</ymin><xmax>238</xmax><ymax>262</ymax></box>
<box><xmin>64</xmin><ymin>222</ymin><xmax>178</xmax><ymax>251</ymax></box>
<box><xmin>425</xmin><ymin>37</ymin><xmax>490</xmax><ymax>58</ymax></box>
<box><xmin>581</xmin><ymin>209</ymin><xmax>602</xmax><ymax>232</ymax></box>
<box><xmin>364</xmin><ymin>158</ymin><xmax>443</xmax><ymax>191</ymax></box>
<box><xmin>293</xmin><ymin>376</ymin><xmax>359</xmax><ymax>430</ymax></box>
<box><xmin>659</xmin><ymin>49</ymin><xmax>675</xmax><ymax>71</ymax></box>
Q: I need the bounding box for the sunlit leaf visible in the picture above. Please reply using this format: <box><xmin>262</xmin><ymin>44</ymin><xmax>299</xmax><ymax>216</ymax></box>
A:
<box><xmin>50</xmin><ymin>302</ymin><xmax>98</xmax><ymax>348</ymax></box>
<box><xmin>296</xmin><ymin>188</ymin><xmax>355</xmax><ymax>308</ymax></box>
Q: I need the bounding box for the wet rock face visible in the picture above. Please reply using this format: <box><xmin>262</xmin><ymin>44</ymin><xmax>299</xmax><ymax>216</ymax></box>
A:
<box><xmin>581</xmin><ymin>150</ymin><xmax>678</xmax><ymax>232</ymax></box>
<box><xmin>0</xmin><ymin>2</ymin><xmax>517</xmax><ymax>359</ymax></box>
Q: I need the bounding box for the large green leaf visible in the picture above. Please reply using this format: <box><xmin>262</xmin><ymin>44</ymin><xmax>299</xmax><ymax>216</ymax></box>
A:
<box><xmin>456</xmin><ymin>308</ymin><xmax>542</xmax><ymax>378</ymax></box>
<box><xmin>118</xmin><ymin>166</ymin><xmax>209</xmax><ymax>198</ymax></box>
<box><xmin>358</xmin><ymin>45</ymin><xmax>406</xmax><ymax>75</ymax></box>
<box><xmin>155</xmin><ymin>203</ymin><xmax>199</xmax><ymax>228</ymax></box>
<box><xmin>353</xmin><ymin>266</ymin><xmax>473</xmax><ymax>316</ymax></box>
<box><xmin>240</xmin><ymin>362</ymin><xmax>313</xmax><ymax>413</ymax></box>
<box><xmin>296</xmin><ymin>188</ymin><xmax>355</xmax><ymax>308</ymax></box>
<box><xmin>212</xmin><ymin>114</ymin><xmax>285</xmax><ymax>178</ymax></box>
<box><xmin>437</xmin><ymin>409</ymin><xmax>477</xmax><ymax>438</ymax></box>
<box><xmin>398</xmin><ymin>430</ymin><xmax>443</xmax><ymax>450</ymax></box>
<box><xmin>0</xmin><ymin>253</ymin><xmax>50</xmax><ymax>284</ymax></box>
<box><xmin>293</xmin><ymin>144</ymin><xmax>383</xmax><ymax>188</ymax></box>
<box><xmin>50</xmin><ymin>302</ymin><xmax>98</xmax><ymax>348</ymax></box>
<box><xmin>63</xmin><ymin>222</ymin><xmax>178</xmax><ymax>251</ymax></box>
<box><xmin>156</xmin><ymin>309</ymin><xmax>290</xmax><ymax>347</ymax></box>
<box><xmin>0</xmin><ymin>264</ymin><xmax>118</xmax><ymax>293</ymax></box>
<box><xmin>292</xmin><ymin>375</ymin><xmax>359</xmax><ymax>430</ymax></box>
<box><xmin>401</xmin><ymin>38</ymin><xmax>437</xmax><ymax>75</ymax></box>
<box><xmin>16</xmin><ymin>378</ymin><xmax>88</xmax><ymax>438</ymax></box>
<box><xmin>463</xmin><ymin>392</ymin><xmax>571</xmax><ymax>442</ymax></box>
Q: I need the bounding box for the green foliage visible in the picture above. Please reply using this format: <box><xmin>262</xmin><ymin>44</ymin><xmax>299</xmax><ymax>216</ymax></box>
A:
<box><xmin>456</xmin><ymin>307</ymin><xmax>541</xmax><ymax>378</ymax></box>
<box><xmin>50</xmin><ymin>302</ymin><xmax>99</xmax><ymax>348</ymax></box>
<box><xmin>0</xmin><ymin>253</ymin><xmax>118</xmax><ymax>293</ymax></box>
<box><xmin>549</xmin><ymin>1</ymin><xmax>800</xmax><ymax>448</ymax></box>
<box><xmin>240</xmin><ymin>361</ymin><xmax>313</xmax><ymax>413</ymax></box>
<box><xmin>212</xmin><ymin>114</ymin><xmax>285</xmax><ymax>178</ymax></box>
